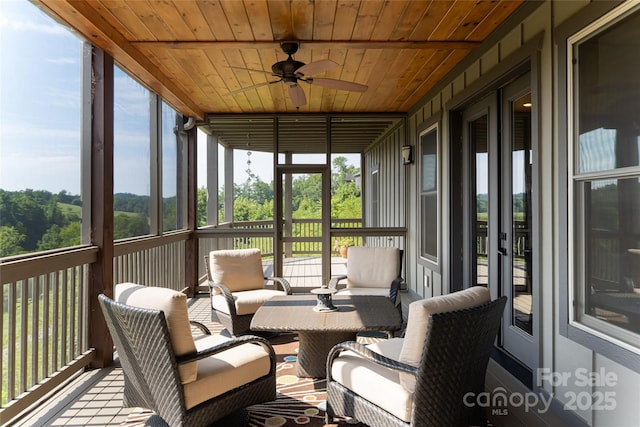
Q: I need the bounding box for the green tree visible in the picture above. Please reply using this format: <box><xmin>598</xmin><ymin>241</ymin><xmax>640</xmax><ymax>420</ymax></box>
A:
<box><xmin>45</xmin><ymin>198</ymin><xmax>66</xmax><ymax>227</ymax></box>
<box><xmin>114</xmin><ymin>213</ymin><xmax>149</xmax><ymax>239</ymax></box>
<box><xmin>0</xmin><ymin>225</ymin><xmax>26</xmax><ymax>257</ymax></box>
<box><xmin>292</xmin><ymin>174</ymin><xmax>322</xmax><ymax>211</ymax></box>
<box><xmin>0</xmin><ymin>190</ymin><xmax>48</xmax><ymax>250</ymax></box>
<box><xmin>38</xmin><ymin>224</ymin><xmax>62</xmax><ymax>251</ymax></box>
<box><xmin>197</xmin><ymin>187</ymin><xmax>208</xmax><ymax>226</ymax></box>
<box><xmin>59</xmin><ymin>222</ymin><xmax>81</xmax><ymax>247</ymax></box>
<box><xmin>295</xmin><ymin>197</ymin><xmax>321</xmax><ymax>218</ymax></box>
<box><xmin>162</xmin><ymin>197</ymin><xmax>177</xmax><ymax>231</ymax></box>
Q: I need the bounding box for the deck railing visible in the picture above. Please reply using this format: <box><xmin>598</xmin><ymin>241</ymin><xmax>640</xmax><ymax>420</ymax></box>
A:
<box><xmin>0</xmin><ymin>246</ymin><xmax>97</xmax><ymax>423</ymax></box>
<box><xmin>113</xmin><ymin>231</ymin><xmax>189</xmax><ymax>290</ymax></box>
<box><xmin>0</xmin><ymin>232</ymin><xmax>190</xmax><ymax>423</ymax></box>
<box><xmin>196</xmin><ymin>218</ymin><xmax>366</xmax><ymax>278</ymax></box>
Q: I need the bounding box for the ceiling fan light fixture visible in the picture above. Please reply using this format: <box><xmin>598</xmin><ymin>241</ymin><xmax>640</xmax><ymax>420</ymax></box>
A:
<box><xmin>227</xmin><ymin>41</ymin><xmax>367</xmax><ymax>107</ymax></box>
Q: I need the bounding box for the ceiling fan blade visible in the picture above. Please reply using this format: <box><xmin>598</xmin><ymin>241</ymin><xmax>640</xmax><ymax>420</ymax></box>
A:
<box><xmin>310</xmin><ymin>78</ymin><xmax>368</xmax><ymax>92</ymax></box>
<box><xmin>225</xmin><ymin>80</ymin><xmax>279</xmax><ymax>96</ymax></box>
<box><xmin>227</xmin><ymin>66</ymin><xmax>275</xmax><ymax>76</ymax></box>
<box><xmin>288</xmin><ymin>84</ymin><xmax>307</xmax><ymax>107</ymax></box>
<box><xmin>295</xmin><ymin>59</ymin><xmax>338</xmax><ymax>76</ymax></box>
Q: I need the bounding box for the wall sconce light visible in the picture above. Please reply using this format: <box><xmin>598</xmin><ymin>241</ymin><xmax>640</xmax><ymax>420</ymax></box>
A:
<box><xmin>402</xmin><ymin>145</ymin><xmax>413</xmax><ymax>165</ymax></box>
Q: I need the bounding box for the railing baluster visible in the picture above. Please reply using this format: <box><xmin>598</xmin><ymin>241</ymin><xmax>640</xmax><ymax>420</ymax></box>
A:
<box><xmin>31</xmin><ymin>276</ymin><xmax>40</xmax><ymax>389</ymax></box>
<box><xmin>69</xmin><ymin>266</ymin><xmax>76</xmax><ymax>360</ymax></box>
<box><xmin>78</xmin><ymin>264</ymin><xmax>87</xmax><ymax>351</ymax></box>
<box><xmin>20</xmin><ymin>279</ymin><xmax>28</xmax><ymax>395</ymax></box>
<box><xmin>7</xmin><ymin>281</ymin><xmax>17</xmax><ymax>401</ymax></box>
<box><xmin>51</xmin><ymin>272</ymin><xmax>59</xmax><ymax>372</ymax></box>
<box><xmin>61</xmin><ymin>269</ymin><xmax>68</xmax><ymax>366</ymax></box>
<box><xmin>42</xmin><ymin>273</ymin><xmax>49</xmax><ymax>379</ymax></box>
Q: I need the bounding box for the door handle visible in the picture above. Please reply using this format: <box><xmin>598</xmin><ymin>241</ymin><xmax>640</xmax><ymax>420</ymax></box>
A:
<box><xmin>497</xmin><ymin>247</ymin><xmax>508</xmax><ymax>256</ymax></box>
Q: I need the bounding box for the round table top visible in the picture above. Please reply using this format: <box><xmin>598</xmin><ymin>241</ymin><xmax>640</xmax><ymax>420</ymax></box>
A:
<box><xmin>310</xmin><ymin>287</ymin><xmax>337</xmax><ymax>295</ymax></box>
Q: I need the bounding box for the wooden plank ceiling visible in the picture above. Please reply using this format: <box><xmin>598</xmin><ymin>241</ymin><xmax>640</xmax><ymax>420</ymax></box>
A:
<box><xmin>38</xmin><ymin>0</ymin><xmax>524</xmax><ymax>152</ymax></box>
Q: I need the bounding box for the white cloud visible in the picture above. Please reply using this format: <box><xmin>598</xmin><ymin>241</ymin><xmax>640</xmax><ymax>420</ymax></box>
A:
<box><xmin>46</xmin><ymin>57</ymin><xmax>77</xmax><ymax>65</ymax></box>
<box><xmin>0</xmin><ymin>15</ymin><xmax>69</xmax><ymax>36</ymax></box>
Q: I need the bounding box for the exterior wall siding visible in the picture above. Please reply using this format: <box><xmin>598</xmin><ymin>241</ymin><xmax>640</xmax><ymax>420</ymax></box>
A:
<box><xmin>393</xmin><ymin>1</ymin><xmax>640</xmax><ymax>426</ymax></box>
<box><xmin>364</xmin><ymin>125</ymin><xmax>406</xmax><ymax>230</ymax></box>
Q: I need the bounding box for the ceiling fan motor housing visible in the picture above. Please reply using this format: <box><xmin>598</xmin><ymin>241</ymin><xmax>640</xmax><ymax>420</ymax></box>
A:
<box><xmin>272</xmin><ymin>58</ymin><xmax>306</xmax><ymax>86</ymax></box>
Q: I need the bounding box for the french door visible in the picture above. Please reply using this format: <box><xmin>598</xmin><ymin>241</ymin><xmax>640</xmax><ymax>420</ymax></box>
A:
<box><xmin>461</xmin><ymin>73</ymin><xmax>537</xmax><ymax>370</ymax></box>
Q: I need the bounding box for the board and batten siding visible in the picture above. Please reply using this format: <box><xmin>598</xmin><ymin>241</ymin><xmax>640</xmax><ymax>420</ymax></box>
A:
<box><xmin>363</xmin><ymin>123</ymin><xmax>406</xmax><ymax>230</ymax></box>
<box><xmin>401</xmin><ymin>1</ymin><xmax>640</xmax><ymax>426</ymax></box>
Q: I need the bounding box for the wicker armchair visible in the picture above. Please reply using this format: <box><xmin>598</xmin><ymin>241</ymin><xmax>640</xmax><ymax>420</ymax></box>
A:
<box><xmin>205</xmin><ymin>248</ymin><xmax>291</xmax><ymax>336</ymax></box>
<box><xmin>326</xmin><ymin>287</ymin><xmax>507</xmax><ymax>427</ymax></box>
<box><xmin>328</xmin><ymin>246</ymin><xmax>404</xmax><ymax>305</ymax></box>
<box><xmin>99</xmin><ymin>284</ymin><xmax>276</xmax><ymax>427</ymax></box>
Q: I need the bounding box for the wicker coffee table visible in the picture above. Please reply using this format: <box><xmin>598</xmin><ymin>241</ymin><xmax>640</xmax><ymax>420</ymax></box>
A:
<box><xmin>250</xmin><ymin>294</ymin><xmax>402</xmax><ymax>378</ymax></box>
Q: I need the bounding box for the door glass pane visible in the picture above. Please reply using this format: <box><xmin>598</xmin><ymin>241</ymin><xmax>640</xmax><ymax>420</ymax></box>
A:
<box><xmin>471</xmin><ymin>115</ymin><xmax>489</xmax><ymax>286</ymax></box>
<box><xmin>512</xmin><ymin>93</ymin><xmax>533</xmax><ymax>335</ymax></box>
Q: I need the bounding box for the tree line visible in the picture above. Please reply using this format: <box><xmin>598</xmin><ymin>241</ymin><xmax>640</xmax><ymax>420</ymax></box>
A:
<box><xmin>0</xmin><ymin>157</ymin><xmax>361</xmax><ymax>257</ymax></box>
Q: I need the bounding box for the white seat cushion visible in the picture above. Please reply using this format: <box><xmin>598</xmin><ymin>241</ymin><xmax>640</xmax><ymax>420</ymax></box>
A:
<box><xmin>211</xmin><ymin>289</ymin><xmax>286</xmax><ymax>316</ymax></box>
<box><xmin>346</xmin><ymin>247</ymin><xmax>400</xmax><ymax>289</ymax></box>
<box><xmin>209</xmin><ymin>249</ymin><xmax>265</xmax><ymax>292</ymax></box>
<box><xmin>336</xmin><ymin>287</ymin><xmax>390</xmax><ymax>298</ymax></box>
<box><xmin>115</xmin><ymin>283</ymin><xmax>198</xmax><ymax>384</ymax></box>
<box><xmin>183</xmin><ymin>334</ymin><xmax>272</xmax><ymax>409</ymax></box>
<box><xmin>331</xmin><ymin>338</ymin><xmax>412</xmax><ymax>422</ymax></box>
<box><xmin>398</xmin><ymin>286</ymin><xmax>490</xmax><ymax>391</ymax></box>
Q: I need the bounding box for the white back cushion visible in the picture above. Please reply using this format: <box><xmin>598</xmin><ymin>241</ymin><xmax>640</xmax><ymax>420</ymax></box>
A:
<box><xmin>346</xmin><ymin>247</ymin><xmax>400</xmax><ymax>289</ymax></box>
<box><xmin>115</xmin><ymin>283</ymin><xmax>198</xmax><ymax>384</ymax></box>
<box><xmin>398</xmin><ymin>286</ymin><xmax>490</xmax><ymax>391</ymax></box>
<box><xmin>209</xmin><ymin>248</ymin><xmax>265</xmax><ymax>292</ymax></box>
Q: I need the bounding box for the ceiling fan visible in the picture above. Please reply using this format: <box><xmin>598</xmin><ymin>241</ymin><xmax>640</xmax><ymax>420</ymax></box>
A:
<box><xmin>226</xmin><ymin>42</ymin><xmax>368</xmax><ymax>108</ymax></box>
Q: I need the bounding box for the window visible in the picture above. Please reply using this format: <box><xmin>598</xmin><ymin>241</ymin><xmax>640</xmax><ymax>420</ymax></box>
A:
<box><xmin>113</xmin><ymin>66</ymin><xmax>152</xmax><ymax>239</ymax></box>
<box><xmin>570</xmin><ymin>4</ymin><xmax>640</xmax><ymax>349</ymax></box>
<box><xmin>0</xmin><ymin>0</ymin><xmax>83</xmax><ymax>256</ymax></box>
<box><xmin>420</xmin><ymin>125</ymin><xmax>439</xmax><ymax>263</ymax></box>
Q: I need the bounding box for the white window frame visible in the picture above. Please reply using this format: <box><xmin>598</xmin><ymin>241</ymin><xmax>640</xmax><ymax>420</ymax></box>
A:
<box><xmin>567</xmin><ymin>0</ymin><xmax>640</xmax><ymax>354</ymax></box>
<box><xmin>418</xmin><ymin>122</ymin><xmax>440</xmax><ymax>267</ymax></box>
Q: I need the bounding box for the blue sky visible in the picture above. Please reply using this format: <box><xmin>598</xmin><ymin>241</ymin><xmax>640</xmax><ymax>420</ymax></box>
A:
<box><xmin>0</xmin><ymin>0</ymin><xmax>359</xmax><ymax>196</ymax></box>
<box><xmin>0</xmin><ymin>0</ymin><xmax>83</xmax><ymax>194</ymax></box>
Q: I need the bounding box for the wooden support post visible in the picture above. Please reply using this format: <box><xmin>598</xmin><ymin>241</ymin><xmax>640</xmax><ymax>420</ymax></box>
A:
<box><xmin>184</xmin><ymin>125</ymin><xmax>198</xmax><ymax>297</ymax></box>
<box><xmin>88</xmin><ymin>47</ymin><xmax>114</xmax><ymax>368</ymax></box>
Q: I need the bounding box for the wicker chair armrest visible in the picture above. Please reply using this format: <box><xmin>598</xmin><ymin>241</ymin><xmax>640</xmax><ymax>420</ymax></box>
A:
<box><xmin>189</xmin><ymin>321</ymin><xmax>212</xmax><ymax>335</ymax></box>
<box><xmin>176</xmin><ymin>335</ymin><xmax>276</xmax><ymax>369</ymax></box>
<box><xmin>389</xmin><ymin>276</ymin><xmax>404</xmax><ymax>305</ymax></box>
<box><xmin>326</xmin><ymin>341</ymin><xmax>417</xmax><ymax>382</ymax></box>
<box><xmin>328</xmin><ymin>275</ymin><xmax>347</xmax><ymax>290</ymax></box>
<box><xmin>209</xmin><ymin>282</ymin><xmax>237</xmax><ymax>317</ymax></box>
<box><xmin>266</xmin><ymin>276</ymin><xmax>292</xmax><ymax>294</ymax></box>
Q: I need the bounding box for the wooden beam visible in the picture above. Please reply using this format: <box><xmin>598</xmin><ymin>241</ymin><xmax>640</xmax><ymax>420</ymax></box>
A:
<box><xmin>131</xmin><ymin>40</ymin><xmax>482</xmax><ymax>50</ymax></box>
